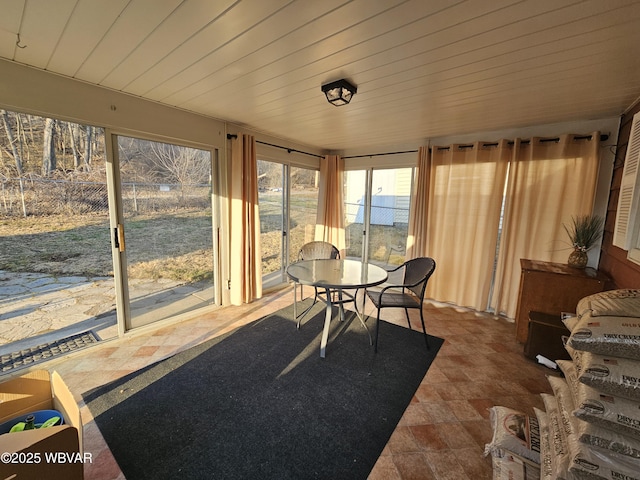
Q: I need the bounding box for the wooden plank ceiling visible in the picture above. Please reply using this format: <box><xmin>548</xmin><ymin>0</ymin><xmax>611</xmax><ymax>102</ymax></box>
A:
<box><xmin>1</xmin><ymin>0</ymin><xmax>640</xmax><ymax>151</ymax></box>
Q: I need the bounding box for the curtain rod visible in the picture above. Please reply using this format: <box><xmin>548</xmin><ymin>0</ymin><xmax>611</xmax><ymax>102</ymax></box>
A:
<box><xmin>343</xmin><ymin>133</ymin><xmax>609</xmax><ymax>158</ymax></box>
<box><xmin>227</xmin><ymin>133</ymin><xmax>609</xmax><ymax>159</ymax></box>
<box><xmin>226</xmin><ymin>134</ymin><xmax>324</xmax><ymax>159</ymax></box>
<box><xmin>343</xmin><ymin>149</ymin><xmax>418</xmax><ymax>159</ymax></box>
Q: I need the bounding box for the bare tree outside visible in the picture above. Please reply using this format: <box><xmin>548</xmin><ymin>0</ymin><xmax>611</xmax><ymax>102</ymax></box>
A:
<box><xmin>0</xmin><ymin>111</ymin><xmax>102</xmax><ymax>180</ymax></box>
<box><xmin>84</xmin><ymin>125</ymin><xmax>93</xmax><ymax>171</ymax></box>
<box><xmin>68</xmin><ymin>122</ymin><xmax>81</xmax><ymax>169</ymax></box>
<box><xmin>42</xmin><ymin>117</ymin><xmax>56</xmax><ymax>176</ymax></box>
<box><xmin>1</xmin><ymin>110</ymin><xmax>213</xmax><ymax>283</ymax></box>
<box><xmin>0</xmin><ymin>109</ymin><xmax>23</xmax><ymax>175</ymax></box>
<box><xmin>144</xmin><ymin>141</ymin><xmax>210</xmax><ymax>185</ymax></box>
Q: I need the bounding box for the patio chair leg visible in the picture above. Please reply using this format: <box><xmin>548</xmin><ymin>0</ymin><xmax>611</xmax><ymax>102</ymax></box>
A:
<box><xmin>404</xmin><ymin>308</ymin><xmax>412</xmax><ymax>330</ymax></box>
<box><xmin>374</xmin><ymin>308</ymin><xmax>382</xmax><ymax>353</ymax></box>
<box><xmin>419</xmin><ymin>307</ymin><xmax>429</xmax><ymax>350</ymax></box>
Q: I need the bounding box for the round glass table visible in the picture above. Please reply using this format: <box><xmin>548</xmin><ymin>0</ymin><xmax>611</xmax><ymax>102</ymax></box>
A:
<box><xmin>286</xmin><ymin>259</ymin><xmax>388</xmax><ymax>358</ymax></box>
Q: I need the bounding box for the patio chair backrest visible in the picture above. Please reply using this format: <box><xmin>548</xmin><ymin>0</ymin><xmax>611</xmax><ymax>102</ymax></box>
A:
<box><xmin>403</xmin><ymin>257</ymin><xmax>436</xmax><ymax>299</ymax></box>
<box><xmin>298</xmin><ymin>241</ymin><xmax>340</xmax><ymax>261</ymax></box>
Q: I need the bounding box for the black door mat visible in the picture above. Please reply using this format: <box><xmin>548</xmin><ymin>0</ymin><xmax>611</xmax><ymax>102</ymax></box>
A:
<box><xmin>1</xmin><ymin>331</ymin><xmax>99</xmax><ymax>373</ymax></box>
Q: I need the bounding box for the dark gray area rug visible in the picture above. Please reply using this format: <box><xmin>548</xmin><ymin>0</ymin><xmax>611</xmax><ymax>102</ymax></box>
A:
<box><xmin>83</xmin><ymin>300</ymin><xmax>443</xmax><ymax>480</ymax></box>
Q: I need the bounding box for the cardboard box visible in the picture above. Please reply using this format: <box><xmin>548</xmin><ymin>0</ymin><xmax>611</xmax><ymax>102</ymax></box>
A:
<box><xmin>0</xmin><ymin>370</ymin><xmax>83</xmax><ymax>480</ymax></box>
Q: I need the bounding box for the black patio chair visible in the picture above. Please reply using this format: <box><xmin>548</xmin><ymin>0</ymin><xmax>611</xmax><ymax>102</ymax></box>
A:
<box><xmin>293</xmin><ymin>241</ymin><xmax>340</xmax><ymax>327</ymax></box>
<box><xmin>365</xmin><ymin>257</ymin><xmax>436</xmax><ymax>352</ymax></box>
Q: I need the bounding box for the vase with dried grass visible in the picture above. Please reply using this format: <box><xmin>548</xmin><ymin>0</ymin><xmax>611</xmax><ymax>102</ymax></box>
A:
<box><xmin>563</xmin><ymin>215</ymin><xmax>604</xmax><ymax>268</ymax></box>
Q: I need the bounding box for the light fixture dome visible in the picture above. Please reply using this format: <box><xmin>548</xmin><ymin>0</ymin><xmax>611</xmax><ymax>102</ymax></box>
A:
<box><xmin>321</xmin><ymin>79</ymin><xmax>357</xmax><ymax>106</ymax></box>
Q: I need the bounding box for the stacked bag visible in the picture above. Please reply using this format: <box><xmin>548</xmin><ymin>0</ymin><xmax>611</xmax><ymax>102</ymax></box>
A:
<box><xmin>484</xmin><ymin>405</ymin><xmax>542</xmax><ymax>479</ymax></box>
<box><xmin>485</xmin><ymin>289</ymin><xmax>640</xmax><ymax>480</ymax></box>
<box><xmin>546</xmin><ymin>289</ymin><xmax>640</xmax><ymax>479</ymax></box>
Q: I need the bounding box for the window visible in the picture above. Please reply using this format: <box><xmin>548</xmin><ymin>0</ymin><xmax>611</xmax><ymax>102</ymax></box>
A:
<box><xmin>288</xmin><ymin>165</ymin><xmax>319</xmax><ymax>264</ymax></box>
<box><xmin>0</xmin><ymin>110</ymin><xmax>115</xmax><ymax>344</ymax></box>
<box><xmin>343</xmin><ymin>167</ymin><xmax>413</xmax><ymax>266</ymax></box>
<box><xmin>257</xmin><ymin>159</ymin><xmax>319</xmax><ymax>287</ymax></box>
<box><xmin>258</xmin><ymin>160</ymin><xmax>284</xmax><ymax>278</ymax></box>
<box><xmin>116</xmin><ymin>135</ymin><xmax>215</xmax><ymax>329</ymax></box>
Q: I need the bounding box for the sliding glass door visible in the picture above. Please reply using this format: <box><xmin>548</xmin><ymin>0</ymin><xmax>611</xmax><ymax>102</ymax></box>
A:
<box><xmin>115</xmin><ymin>135</ymin><xmax>215</xmax><ymax>329</ymax></box>
<box><xmin>288</xmin><ymin>166</ymin><xmax>319</xmax><ymax>264</ymax></box>
<box><xmin>258</xmin><ymin>159</ymin><xmax>319</xmax><ymax>286</ymax></box>
<box><xmin>257</xmin><ymin>160</ymin><xmax>284</xmax><ymax>281</ymax></box>
<box><xmin>344</xmin><ymin>167</ymin><xmax>413</xmax><ymax>266</ymax></box>
<box><xmin>368</xmin><ymin>168</ymin><xmax>413</xmax><ymax>266</ymax></box>
<box><xmin>344</xmin><ymin>170</ymin><xmax>368</xmax><ymax>260</ymax></box>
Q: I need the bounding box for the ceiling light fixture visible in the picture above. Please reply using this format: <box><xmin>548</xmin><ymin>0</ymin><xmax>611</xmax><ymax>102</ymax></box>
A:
<box><xmin>321</xmin><ymin>79</ymin><xmax>357</xmax><ymax>106</ymax></box>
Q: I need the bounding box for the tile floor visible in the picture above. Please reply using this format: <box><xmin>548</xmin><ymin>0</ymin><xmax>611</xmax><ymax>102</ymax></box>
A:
<box><xmin>35</xmin><ymin>285</ymin><xmax>553</xmax><ymax>479</ymax></box>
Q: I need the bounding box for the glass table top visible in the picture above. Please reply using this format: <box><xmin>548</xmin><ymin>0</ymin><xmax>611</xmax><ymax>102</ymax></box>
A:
<box><xmin>286</xmin><ymin>259</ymin><xmax>388</xmax><ymax>289</ymax></box>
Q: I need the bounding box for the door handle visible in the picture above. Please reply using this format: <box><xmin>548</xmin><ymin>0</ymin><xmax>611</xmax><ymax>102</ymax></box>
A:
<box><xmin>114</xmin><ymin>224</ymin><xmax>125</xmax><ymax>252</ymax></box>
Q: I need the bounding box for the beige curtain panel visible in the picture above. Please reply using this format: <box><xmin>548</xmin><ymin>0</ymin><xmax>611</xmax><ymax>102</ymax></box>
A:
<box><xmin>229</xmin><ymin>134</ymin><xmax>262</xmax><ymax>305</ymax></box>
<box><xmin>315</xmin><ymin>154</ymin><xmax>346</xmax><ymax>255</ymax></box>
<box><xmin>490</xmin><ymin>133</ymin><xmax>601</xmax><ymax>318</ymax></box>
<box><xmin>412</xmin><ymin>141</ymin><xmax>510</xmax><ymax>310</ymax></box>
<box><xmin>408</xmin><ymin>133</ymin><xmax>600</xmax><ymax>316</ymax></box>
<box><xmin>406</xmin><ymin>146</ymin><xmax>430</xmax><ymax>260</ymax></box>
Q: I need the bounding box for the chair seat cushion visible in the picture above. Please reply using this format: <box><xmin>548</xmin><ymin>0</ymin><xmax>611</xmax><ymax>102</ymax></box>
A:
<box><xmin>366</xmin><ymin>290</ymin><xmax>421</xmax><ymax>308</ymax></box>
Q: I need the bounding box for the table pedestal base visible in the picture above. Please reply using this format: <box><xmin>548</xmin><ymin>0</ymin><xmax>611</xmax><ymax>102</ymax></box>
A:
<box><xmin>319</xmin><ymin>287</ymin><xmax>371</xmax><ymax>358</ymax></box>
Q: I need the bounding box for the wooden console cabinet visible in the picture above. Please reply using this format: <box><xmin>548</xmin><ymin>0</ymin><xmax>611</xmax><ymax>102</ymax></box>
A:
<box><xmin>514</xmin><ymin>259</ymin><xmax>610</xmax><ymax>343</ymax></box>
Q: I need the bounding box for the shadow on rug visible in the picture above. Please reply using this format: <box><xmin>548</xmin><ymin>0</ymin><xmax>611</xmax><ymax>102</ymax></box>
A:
<box><xmin>83</xmin><ymin>300</ymin><xmax>443</xmax><ymax>480</ymax></box>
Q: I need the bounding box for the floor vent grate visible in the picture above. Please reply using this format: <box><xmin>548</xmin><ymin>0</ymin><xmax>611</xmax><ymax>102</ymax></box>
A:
<box><xmin>1</xmin><ymin>331</ymin><xmax>99</xmax><ymax>373</ymax></box>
